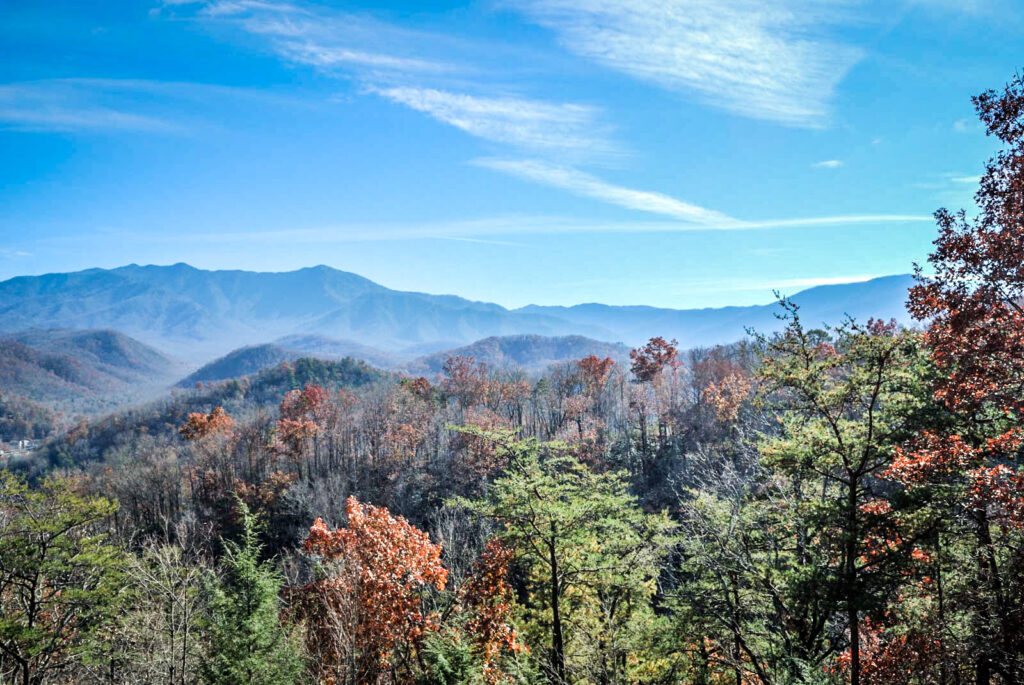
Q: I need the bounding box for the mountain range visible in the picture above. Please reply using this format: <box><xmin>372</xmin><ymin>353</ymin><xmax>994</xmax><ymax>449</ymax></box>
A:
<box><xmin>0</xmin><ymin>264</ymin><xmax>918</xmax><ymax>364</ymax></box>
<box><xmin>0</xmin><ymin>328</ymin><xmax>183</xmax><ymax>409</ymax></box>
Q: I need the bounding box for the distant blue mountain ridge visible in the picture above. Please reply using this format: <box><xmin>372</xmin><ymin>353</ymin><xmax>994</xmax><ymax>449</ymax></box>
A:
<box><xmin>0</xmin><ymin>264</ymin><xmax>918</xmax><ymax>363</ymax></box>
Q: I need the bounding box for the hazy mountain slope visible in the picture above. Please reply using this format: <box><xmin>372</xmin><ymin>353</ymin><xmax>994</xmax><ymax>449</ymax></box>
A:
<box><xmin>184</xmin><ymin>333</ymin><xmax>627</xmax><ymax>383</ymax></box>
<box><xmin>0</xmin><ymin>329</ymin><xmax>181</xmax><ymax>407</ymax></box>
<box><xmin>0</xmin><ymin>265</ymin><xmax>918</xmax><ymax>362</ymax></box>
<box><xmin>274</xmin><ymin>335</ymin><xmax>401</xmax><ymax>368</ymax></box>
<box><xmin>177</xmin><ymin>344</ymin><xmax>302</xmax><ymax>387</ymax></box>
<box><xmin>0</xmin><ymin>392</ymin><xmax>59</xmax><ymax>443</ymax></box>
<box><xmin>516</xmin><ymin>275</ymin><xmax>918</xmax><ymax>349</ymax></box>
<box><xmin>10</xmin><ymin>328</ymin><xmax>182</xmax><ymax>383</ymax></box>
<box><xmin>0</xmin><ymin>264</ymin><xmax>606</xmax><ymax>361</ymax></box>
<box><xmin>405</xmin><ymin>335</ymin><xmax>632</xmax><ymax>375</ymax></box>
<box><xmin>307</xmin><ymin>290</ymin><xmax>609</xmax><ymax>351</ymax></box>
<box><xmin>34</xmin><ymin>356</ymin><xmax>386</xmax><ymax>474</ymax></box>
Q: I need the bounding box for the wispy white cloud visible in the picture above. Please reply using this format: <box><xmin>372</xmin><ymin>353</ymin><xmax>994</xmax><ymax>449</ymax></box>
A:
<box><xmin>164</xmin><ymin>1</ymin><xmax>619</xmax><ymax>156</ymax></box>
<box><xmin>372</xmin><ymin>89</ymin><xmax>613</xmax><ymax>156</ymax></box>
<box><xmin>276</xmin><ymin>43</ymin><xmax>448</xmax><ymax>73</ymax></box>
<box><xmin>731</xmin><ymin>215</ymin><xmax>931</xmax><ymax>229</ymax></box>
<box><xmin>165</xmin><ymin>1</ymin><xmax>454</xmax><ymax>77</ymax></box>
<box><xmin>78</xmin><ymin>211</ymin><xmax>930</xmax><ymax>251</ymax></box>
<box><xmin>200</xmin><ymin>0</ymin><xmax>302</xmax><ymax>17</ymax></box>
<box><xmin>756</xmin><ymin>274</ymin><xmax>886</xmax><ymax>290</ymax></box>
<box><xmin>474</xmin><ymin>158</ymin><xmax>931</xmax><ymax>228</ymax></box>
<box><xmin>949</xmin><ymin>174</ymin><xmax>981</xmax><ymax>184</ymax></box>
<box><xmin>0</xmin><ymin>82</ymin><xmax>181</xmax><ymax>133</ymax></box>
<box><xmin>475</xmin><ymin>159</ymin><xmax>736</xmax><ymax>224</ymax></box>
<box><xmin>433</xmin><ymin>236</ymin><xmax>530</xmax><ymax>248</ymax></box>
<box><xmin>813</xmin><ymin>159</ymin><xmax>843</xmax><ymax>168</ymax></box>
<box><xmin>0</xmin><ymin>79</ymin><xmax>297</xmax><ymax>134</ymax></box>
<box><xmin>510</xmin><ymin>0</ymin><xmax>865</xmax><ymax>127</ymax></box>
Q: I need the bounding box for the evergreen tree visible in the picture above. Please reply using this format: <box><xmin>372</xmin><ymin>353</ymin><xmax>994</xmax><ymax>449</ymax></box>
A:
<box><xmin>199</xmin><ymin>502</ymin><xmax>303</xmax><ymax>685</ymax></box>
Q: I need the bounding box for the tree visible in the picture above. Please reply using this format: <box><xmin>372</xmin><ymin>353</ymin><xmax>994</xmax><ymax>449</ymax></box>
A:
<box><xmin>0</xmin><ymin>473</ymin><xmax>125</xmax><ymax>685</ymax></box>
<box><xmin>903</xmin><ymin>73</ymin><xmax>1024</xmax><ymax>683</ymax></box>
<box><xmin>459</xmin><ymin>538</ymin><xmax>525</xmax><ymax>684</ymax></box>
<box><xmin>99</xmin><ymin>540</ymin><xmax>208</xmax><ymax>685</ymax></box>
<box><xmin>458</xmin><ymin>429</ymin><xmax>675</xmax><ymax>684</ymax></box>
<box><xmin>629</xmin><ymin>338</ymin><xmax>680</xmax><ymax>384</ymax></box>
<box><xmin>199</xmin><ymin>502</ymin><xmax>303</xmax><ymax>685</ymax></box>
<box><xmin>442</xmin><ymin>356</ymin><xmax>490</xmax><ymax>411</ymax></box>
<box><xmin>295</xmin><ymin>496</ymin><xmax>448</xmax><ymax>684</ymax></box>
<box><xmin>754</xmin><ymin>310</ymin><xmax>930</xmax><ymax>685</ymax></box>
<box><xmin>179</xmin><ymin>407</ymin><xmax>235</xmax><ymax>442</ymax></box>
<box><xmin>578</xmin><ymin>355</ymin><xmax>615</xmax><ymax>399</ymax></box>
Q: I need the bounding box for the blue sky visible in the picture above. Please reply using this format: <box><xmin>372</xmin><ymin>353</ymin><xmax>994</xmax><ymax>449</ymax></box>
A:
<box><xmin>0</xmin><ymin>0</ymin><xmax>1018</xmax><ymax>308</ymax></box>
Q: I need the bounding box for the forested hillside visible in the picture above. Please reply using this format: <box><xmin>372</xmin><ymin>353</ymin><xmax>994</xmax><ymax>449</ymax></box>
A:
<box><xmin>0</xmin><ymin>328</ymin><xmax>182</xmax><ymax>417</ymax></box>
<box><xmin>2</xmin><ymin>77</ymin><xmax>1024</xmax><ymax>685</ymax></box>
<box><xmin>403</xmin><ymin>334</ymin><xmax>631</xmax><ymax>375</ymax></box>
<box><xmin>178</xmin><ymin>344</ymin><xmax>305</xmax><ymax>387</ymax></box>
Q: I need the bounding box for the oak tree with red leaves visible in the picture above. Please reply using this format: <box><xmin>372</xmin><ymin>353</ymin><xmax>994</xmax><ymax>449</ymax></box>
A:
<box><xmin>179</xmin><ymin>406</ymin><xmax>235</xmax><ymax>442</ymax></box>
<box><xmin>294</xmin><ymin>496</ymin><xmax>448</xmax><ymax>685</ymax></box>
<box><xmin>577</xmin><ymin>355</ymin><xmax>615</xmax><ymax>397</ymax></box>
<box><xmin>629</xmin><ymin>337</ymin><xmax>680</xmax><ymax>383</ymax></box>
<box><xmin>442</xmin><ymin>355</ymin><xmax>490</xmax><ymax>411</ymax></box>
<box><xmin>459</xmin><ymin>538</ymin><xmax>525</xmax><ymax>684</ymax></box>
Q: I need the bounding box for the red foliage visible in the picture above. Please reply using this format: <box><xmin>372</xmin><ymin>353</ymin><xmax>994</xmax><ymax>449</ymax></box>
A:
<box><xmin>902</xmin><ymin>77</ymin><xmax>1024</xmax><ymax>531</ymax></box>
<box><xmin>908</xmin><ymin>76</ymin><xmax>1024</xmax><ymax>416</ymax></box>
<box><xmin>178</xmin><ymin>406</ymin><xmax>235</xmax><ymax>441</ymax></box>
<box><xmin>460</xmin><ymin>539</ymin><xmax>525</xmax><ymax>683</ymax></box>
<box><xmin>832</xmin><ymin>619</ymin><xmax>943</xmax><ymax>684</ymax></box>
<box><xmin>231</xmin><ymin>470</ymin><xmax>298</xmax><ymax>515</ymax></box>
<box><xmin>442</xmin><ymin>355</ymin><xmax>490</xmax><ymax>408</ymax></box>
<box><xmin>629</xmin><ymin>337</ymin><xmax>681</xmax><ymax>383</ymax></box>
<box><xmin>577</xmin><ymin>355</ymin><xmax>615</xmax><ymax>395</ymax></box>
<box><xmin>275</xmin><ymin>384</ymin><xmax>337</xmax><ymax>464</ymax></box>
<box><xmin>297</xmin><ymin>497</ymin><xmax>448</xmax><ymax>682</ymax></box>
<box><xmin>888</xmin><ymin>429</ymin><xmax>1024</xmax><ymax>527</ymax></box>
<box><xmin>403</xmin><ymin>376</ymin><xmax>434</xmax><ymax>401</ymax></box>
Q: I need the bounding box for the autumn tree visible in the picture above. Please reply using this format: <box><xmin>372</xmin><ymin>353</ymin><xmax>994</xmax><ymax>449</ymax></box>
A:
<box><xmin>630</xmin><ymin>337</ymin><xmax>681</xmax><ymax>384</ymax></box>
<box><xmin>179</xmin><ymin>407</ymin><xmax>235</xmax><ymax>442</ymax></box>
<box><xmin>295</xmin><ymin>496</ymin><xmax>448</xmax><ymax>684</ymax></box>
<box><xmin>442</xmin><ymin>356</ymin><xmax>490</xmax><ymax>412</ymax></box>
<box><xmin>627</xmin><ymin>337</ymin><xmax>683</xmax><ymax>484</ymax></box>
<box><xmin>180</xmin><ymin>406</ymin><xmax>239</xmax><ymax>532</ymax></box>
<box><xmin>902</xmin><ymin>73</ymin><xmax>1024</xmax><ymax>683</ymax></box>
<box><xmin>459</xmin><ymin>538</ymin><xmax>525</xmax><ymax>683</ymax></box>
<box><xmin>276</xmin><ymin>383</ymin><xmax>331</xmax><ymax>480</ymax></box>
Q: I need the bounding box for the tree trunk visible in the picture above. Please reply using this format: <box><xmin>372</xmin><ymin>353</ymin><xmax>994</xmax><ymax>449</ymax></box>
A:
<box><xmin>847</xmin><ymin>485</ymin><xmax>860</xmax><ymax>685</ymax></box>
<box><xmin>548</xmin><ymin>529</ymin><xmax>566</xmax><ymax>684</ymax></box>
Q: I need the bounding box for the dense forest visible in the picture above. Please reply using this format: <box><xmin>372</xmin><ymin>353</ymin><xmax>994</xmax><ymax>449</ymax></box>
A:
<box><xmin>3</xmin><ymin>77</ymin><xmax>1024</xmax><ymax>685</ymax></box>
